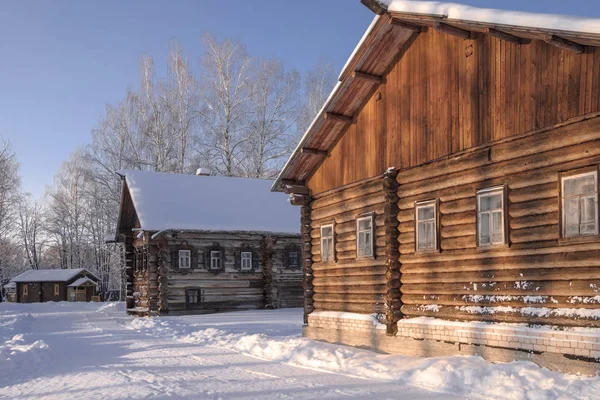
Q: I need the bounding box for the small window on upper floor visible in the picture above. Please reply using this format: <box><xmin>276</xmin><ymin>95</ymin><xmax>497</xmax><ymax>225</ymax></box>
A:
<box><xmin>562</xmin><ymin>170</ymin><xmax>598</xmax><ymax>238</ymax></box>
<box><xmin>321</xmin><ymin>224</ymin><xmax>335</xmax><ymax>262</ymax></box>
<box><xmin>211</xmin><ymin>251</ymin><xmax>222</xmax><ymax>270</ymax></box>
<box><xmin>241</xmin><ymin>251</ymin><xmax>252</xmax><ymax>271</ymax></box>
<box><xmin>179</xmin><ymin>250</ymin><xmax>191</xmax><ymax>269</ymax></box>
<box><xmin>288</xmin><ymin>251</ymin><xmax>299</xmax><ymax>268</ymax></box>
<box><xmin>356</xmin><ymin>215</ymin><xmax>374</xmax><ymax>258</ymax></box>
<box><xmin>415</xmin><ymin>200</ymin><xmax>438</xmax><ymax>252</ymax></box>
<box><xmin>477</xmin><ymin>186</ymin><xmax>506</xmax><ymax>247</ymax></box>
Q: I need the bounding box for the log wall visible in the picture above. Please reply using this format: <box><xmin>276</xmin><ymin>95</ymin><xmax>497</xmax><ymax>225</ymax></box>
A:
<box><xmin>310</xmin><ymin>177</ymin><xmax>388</xmax><ymax>314</ymax></box>
<box><xmin>150</xmin><ymin>232</ymin><xmax>302</xmax><ymax>314</ymax></box>
<box><xmin>397</xmin><ymin>116</ymin><xmax>600</xmax><ymax>327</ymax></box>
<box><xmin>308</xmin><ymin>29</ymin><xmax>600</xmax><ymax>195</ymax></box>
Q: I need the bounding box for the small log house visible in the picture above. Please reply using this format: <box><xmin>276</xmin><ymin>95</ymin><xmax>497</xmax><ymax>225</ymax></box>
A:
<box><xmin>273</xmin><ymin>0</ymin><xmax>600</xmax><ymax>374</ymax></box>
<box><xmin>115</xmin><ymin>170</ymin><xmax>303</xmax><ymax>316</ymax></box>
<box><xmin>10</xmin><ymin>268</ymin><xmax>100</xmax><ymax>303</ymax></box>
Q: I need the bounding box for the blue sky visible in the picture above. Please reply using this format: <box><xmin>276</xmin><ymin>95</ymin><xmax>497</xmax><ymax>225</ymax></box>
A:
<box><xmin>1</xmin><ymin>0</ymin><xmax>600</xmax><ymax>198</ymax></box>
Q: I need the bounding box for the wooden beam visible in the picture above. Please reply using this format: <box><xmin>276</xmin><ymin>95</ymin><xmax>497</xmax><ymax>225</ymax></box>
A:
<box><xmin>352</xmin><ymin>71</ymin><xmax>384</xmax><ymax>84</ymax></box>
<box><xmin>289</xmin><ymin>194</ymin><xmax>312</xmax><ymax>207</ymax></box>
<box><xmin>434</xmin><ymin>22</ymin><xmax>471</xmax><ymax>40</ymax></box>
<box><xmin>545</xmin><ymin>35</ymin><xmax>585</xmax><ymax>54</ymax></box>
<box><xmin>324</xmin><ymin>112</ymin><xmax>354</xmax><ymax>124</ymax></box>
<box><xmin>281</xmin><ymin>179</ymin><xmax>304</xmax><ymax>187</ymax></box>
<box><xmin>360</xmin><ymin>0</ymin><xmax>386</xmax><ymax>15</ymax></box>
<box><xmin>283</xmin><ymin>184</ymin><xmax>310</xmax><ymax>196</ymax></box>
<box><xmin>301</xmin><ymin>147</ymin><xmax>329</xmax><ymax>157</ymax></box>
<box><xmin>485</xmin><ymin>28</ymin><xmax>525</xmax><ymax>45</ymax></box>
<box><xmin>389</xmin><ymin>18</ymin><xmax>423</xmax><ymax>32</ymax></box>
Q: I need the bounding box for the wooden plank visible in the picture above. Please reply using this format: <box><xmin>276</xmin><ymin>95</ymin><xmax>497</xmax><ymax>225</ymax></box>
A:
<box><xmin>301</xmin><ymin>147</ymin><xmax>329</xmax><ymax>157</ymax></box>
<box><xmin>323</xmin><ymin>112</ymin><xmax>355</xmax><ymax>124</ymax></box>
<box><xmin>389</xmin><ymin>18</ymin><xmax>424</xmax><ymax>32</ymax></box>
<box><xmin>434</xmin><ymin>22</ymin><xmax>471</xmax><ymax>39</ymax></box>
<box><xmin>485</xmin><ymin>28</ymin><xmax>526</xmax><ymax>45</ymax></box>
<box><xmin>546</xmin><ymin>35</ymin><xmax>585</xmax><ymax>54</ymax></box>
<box><xmin>352</xmin><ymin>71</ymin><xmax>384</xmax><ymax>84</ymax></box>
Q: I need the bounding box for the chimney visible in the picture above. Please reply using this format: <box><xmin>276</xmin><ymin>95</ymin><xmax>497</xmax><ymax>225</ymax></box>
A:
<box><xmin>196</xmin><ymin>167</ymin><xmax>211</xmax><ymax>176</ymax></box>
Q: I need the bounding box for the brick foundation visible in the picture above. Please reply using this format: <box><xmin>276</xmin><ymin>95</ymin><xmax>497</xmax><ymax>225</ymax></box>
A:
<box><xmin>306</xmin><ymin>313</ymin><xmax>600</xmax><ymax>376</ymax></box>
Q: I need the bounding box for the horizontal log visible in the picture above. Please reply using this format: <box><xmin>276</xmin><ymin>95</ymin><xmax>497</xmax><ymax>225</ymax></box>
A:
<box><xmin>440</xmin><ymin>223</ymin><xmax>476</xmax><ymax>239</ymax></box>
<box><xmin>510</xmin><ymin>198</ymin><xmax>558</xmax><ymax>218</ymax></box>
<box><xmin>510</xmin><ymin>212</ymin><xmax>559</xmax><ymax>230</ymax></box>
<box><xmin>509</xmin><ymin>182</ymin><xmax>557</xmax><ymax>204</ymax></box>
<box><xmin>313</xmin><ymin>293</ymin><xmax>385</xmax><ymax>303</ymax></box>
<box><xmin>400</xmin><ymin>241</ymin><xmax>600</xmax><ymax>265</ymax></box>
<box><xmin>402</xmin><ymin>279</ymin><xmax>600</xmax><ymax>296</ymax></box>
<box><xmin>402</xmin><ymin>294</ymin><xmax>600</xmax><ymax>309</ymax></box>
<box><xmin>311</xmin><ymin>190</ymin><xmax>383</xmax><ymax>221</ymax></box>
<box><xmin>311</xmin><ymin>204</ymin><xmax>385</xmax><ymax>227</ymax></box>
<box><xmin>313</xmin><ymin>284</ymin><xmax>387</xmax><ymax>295</ymax></box>
<box><xmin>310</xmin><ymin>215</ymin><xmax>385</xmax><ymax>238</ymax></box>
<box><xmin>440</xmin><ymin>235</ymin><xmax>477</xmax><ymax>251</ymax></box>
<box><xmin>401</xmin><ymin>305</ymin><xmax>600</xmax><ymax>327</ymax></box>
<box><xmin>439</xmin><ymin>197</ymin><xmax>476</xmax><ymax>214</ymax></box>
<box><xmin>441</xmin><ymin>210</ymin><xmax>476</xmax><ymax>227</ymax></box>
<box><xmin>510</xmin><ymin>224</ymin><xmax>559</xmax><ymax>244</ymax></box>
<box><xmin>401</xmin><ymin>265</ymin><xmax>600</xmax><ymax>284</ymax></box>
<box><xmin>313</xmin><ymin>275</ymin><xmax>387</xmax><ymax>287</ymax></box>
<box><xmin>401</xmin><ymin>250</ymin><xmax>600</xmax><ymax>274</ymax></box>
<box><xmin>314</xmin><ymin>302</ymin><xmax>385</xmax><ymax>314</ymax></box>
<box><xmin>312</xmin><ymin>258</ymin><xmax>387</xmax><ymax>271</ymax></box>
<box><xmin>311</xmin><ymin>177</ymin><xmax>382</xmax><ymax>209</ymax></box>
<box><xmin>313</xmin><ymin>265</ymin><xmax>387</xmax><ymax>278</ymax></box>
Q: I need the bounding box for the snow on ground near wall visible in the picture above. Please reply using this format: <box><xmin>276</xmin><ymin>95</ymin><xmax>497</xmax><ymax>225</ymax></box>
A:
<box><xmin>0</xmin><ymin>303</ymin><xmax>598</xmax><ymax>399</ymax></box>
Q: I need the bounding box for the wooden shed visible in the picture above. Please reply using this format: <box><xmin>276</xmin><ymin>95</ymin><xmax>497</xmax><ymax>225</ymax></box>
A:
<box><xmin>10</xmin><ymin>269</ymin><xmax>100</xmax><ymax>303</ymax></box>
<box><xmin>273</xmin><ymin>0</ymin><xmax>600</xmax><ymax>374</ymax></box>
<box><xmin>115</xmin><ymin>170</ymin><xmax>303</xmax><ymax>316</ymax></box>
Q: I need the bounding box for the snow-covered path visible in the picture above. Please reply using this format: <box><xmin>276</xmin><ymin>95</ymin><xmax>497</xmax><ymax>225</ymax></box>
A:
<box><xmin>0</xmin><ymin>303</ymin><xmax>454</xmax><ymax>399</ymax></box>
<box><xmin>1</xmin><ymin>303</ymin><xmax>599</xmax><ymax>399</ymax></box>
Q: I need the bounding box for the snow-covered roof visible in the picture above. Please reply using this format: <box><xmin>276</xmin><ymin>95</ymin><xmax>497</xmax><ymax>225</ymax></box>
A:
<box><xmin>4</xmin><ymin>281</ymin><xmax>16</xmax><ymax>289</ymax></box>
<box><xmin>69</xmin><ymin>277</ymin><xmax>98</xmax><ymax>287</ymax></box>
<box><xmin>11</xmin><ymin>269</ymin><xmax>97</xmax><ymax>283</ymax></box>
<box><xmin>382</xmin><ymin>1</ymin><xmax>600</xmax><ymax>35</ymax></box>
<box><xmin>119</xmin><ymin>170</ymin><xmax>300</xmax><ymax>235</ymax></box>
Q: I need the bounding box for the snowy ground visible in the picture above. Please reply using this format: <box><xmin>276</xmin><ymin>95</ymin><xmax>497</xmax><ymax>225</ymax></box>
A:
<box><xmin>0</xmin><ymin>303</ymin><xmax>598</xmax><ymax>400</ymax></box>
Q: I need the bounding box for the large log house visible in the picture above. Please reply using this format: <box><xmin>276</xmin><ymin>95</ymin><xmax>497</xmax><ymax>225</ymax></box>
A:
<box><xmin>273</xmin><ymin>0</ymin><xmax>600</xmax><ymax>373</ymax></box>
<box><xmin>116</xmin><ymin>170</ymin><xmax>303</xmax><ymax>316</ymax></box>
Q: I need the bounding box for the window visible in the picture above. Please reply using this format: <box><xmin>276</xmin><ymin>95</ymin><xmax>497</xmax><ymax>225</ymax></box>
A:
<box><xmin>186</xmin><ymin>288</ymin><xmax>201</xmax><ymax>306</ymax></box>
<box><xmin>54</xmin><ymin>284</ymin><xmax>59</xmax><ymax>296</ymax></box>
<box><xmin>211</xmin><ymin>251</ymin><xmax>221</xmax><ymax>270</ymax></box>
<box><xmin>477</xmin><ymin>187</ymin><xmax>506</xmax><ymax>246</ymax></box>
<box><xmin>415</xmin><ymin>200</ymin><xmax>438</xmax><ymax>252</ymax></box>
<box><xmin>241</xmin><ymin>252</ymin><xmax>252</xmax><ymax>271</ymax></box>
<box><xmin>356</xmin><ymin>215</ymin><xmax>374</xmax><ymax>258</ymax></box>
<box><xmin>179</xmin><ymin>250</ymin><xmax>191</xmax><ymax>269</ymax></box>
<box><xmin>289</xmin><ymin>251</ymin><xmax>299</xmax><ymax>268</ymax></box>
<box><xmin>320</xmin><ymin>224</ymin><xmax>334</xmax><ymax>262</ymax></box>
<box><xmin>562</xmin><ymin>170</ymin><xmax>598</xmax><ymax>238</ymax></box>
<box><xmin>23</xmin><ymin>285</ymin><xmax>28</xmax><ymax>296</ymax></box>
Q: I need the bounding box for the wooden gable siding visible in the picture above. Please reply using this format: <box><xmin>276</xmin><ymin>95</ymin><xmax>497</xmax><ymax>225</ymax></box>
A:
<box><xmin>398</xmin><ymin>116</ymin><xmax>600</xmax><ymax>327</ymax></box>
<box><xmin>308</xmin><ymin>30</ymin><xmax>600</xmax><ymax>195</ymax></box>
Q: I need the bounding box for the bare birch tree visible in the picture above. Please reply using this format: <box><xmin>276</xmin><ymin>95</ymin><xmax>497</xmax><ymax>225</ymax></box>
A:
<box><xmin>17</xmin><ymin>196</ymin><xmax>45</xmax><ymax>270</ymax></box>
<box><xmin>297</xmin><ymin>58</ymin><xmax>337</xmax><ymax>134</ymax></box>
<box><xmin>197</xmin><ymin>35</ymin><xmax>253</xmax><ymax>176</ymax></box>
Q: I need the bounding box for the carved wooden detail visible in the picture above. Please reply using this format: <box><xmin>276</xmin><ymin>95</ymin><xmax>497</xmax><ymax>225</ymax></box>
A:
<box><xmin>383</xmin><ymin>167</ymin><xmax>402</xmax><ymax>335</ymax></box>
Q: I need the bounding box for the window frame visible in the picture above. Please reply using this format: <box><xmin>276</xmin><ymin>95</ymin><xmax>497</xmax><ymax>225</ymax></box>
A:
<box><xmin>54</xmin><ymin>283</ymin><xmax>60</xmax><ymax>296</ymax></box>
<box><xmin>210</xmin><ymin>250</ymin><xmax>222</xmax><ymax>270</ymax></box>
<box><xmin>476</xmin><ymin>186</ymin><xmax>508</xmax><ymax>248</ymax></box>
<box><xmin>185</xmin><ymin>288</ymin><xmax>201</xmax><ymax>308</ymax></box>
<box><xmin>288</xmin><ymin>251</ymin><xmax>299</xmax><ymax>268</ymax></box>
<box><xmin>356</xmin><ymin>213</ymin><xmax>375</xmax><ymax>259</ymax></box>
<box><xmin>22</xmin><ymin>284</ymin><xmax>28</xmax><ymax>296</ymax></box>
<box><xmin>240</xmin><ymin>251</ymin><xmax>253</xmax><ymax>271</ymax></box>
<box><xmin>320</xmin><ymin>223</ymin><xmax>335</xmax><ymax>263</ymax></box>
<box><xmin>560</xmin><ymin>167</ymin><xmax>599</xmax><ymax>241</ymax></box>
<box><xmin>414</xmin><ymin>199</ymin><xmax>439</xmax><ymax>253</ymax></box>
<box><xmin>178</xmin><ymin>249</ymin><xmax>192</xmax><ymax>269</ymax></box>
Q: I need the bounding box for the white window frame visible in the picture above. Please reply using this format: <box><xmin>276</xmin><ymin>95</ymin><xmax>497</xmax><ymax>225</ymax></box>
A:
<box><xmin>320</xmin><ymin>223</ymin><xmax>335</xmax><ymax>262</ymax></box>
<box><xmin>415</xmin><ymin>199</ymin><xmax>438</xmax><ymax>252</ymax></box>
<box><xmin>241</xmin><ymin>251</ymin><xmax>253</xmax><ymax>271</ymax></box>
<box><xmin>561</xmin><ymin>170</ymin><xmax>599</xmax><ymax>238</ymax></box>
<box><xmin>178</xmin><ymin>250</ymin><xmax>191</xmax><ymax>269</ymax></box>
<box><xmin>210</xmin><ymin>251</ymin><xmax>221</xmax><ymax>270</ymax></box>
<box><xmin>186</xmin><ymin>288</ymin><xmax>200</xmax><ymax>305</ymax></box>
<box><xmin>289</xmin><ymin>251</ymin><xmax>299</xmax><ymax>267</ymax></box>
<box><xmin>477</xmin><ymin>186</ymin><xmax>506</xmax><ymax>247</ymax></box>
<box><xmin>356</xmin><ymin>214</ymin><xmax>374</xmax><ymax>258</ymax></box>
